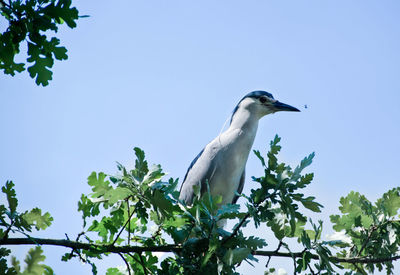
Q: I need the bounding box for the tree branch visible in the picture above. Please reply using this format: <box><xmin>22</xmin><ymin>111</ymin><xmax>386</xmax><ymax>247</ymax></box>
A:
<box><xmin>0</xmin><ymin>237</ymin><xmax>180</xmax><ymax>253</ymax></box>
<box><xmin>253</xmin><ymin>250</ymin><xmax>400</xmax><ymax>264</ymax></box>
<box><xmin>222</xmin><ymin>212</ymin><xmax>251</xmax><ymax>245</ymax></box>
<box><xmin>2</xmin><ymin>237</ymin><xmax>400</xmax><ymax>265</ymax></box>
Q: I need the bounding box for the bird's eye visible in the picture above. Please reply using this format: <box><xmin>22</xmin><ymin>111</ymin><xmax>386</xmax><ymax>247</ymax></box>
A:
<box><xmin>259</xmin><ymin>97</ymin><xmax>267</xmax><ymax>103</ymax></box>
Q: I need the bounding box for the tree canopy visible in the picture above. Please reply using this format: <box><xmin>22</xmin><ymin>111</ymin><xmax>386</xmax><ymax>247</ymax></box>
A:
<box><xmin>1</xmin><ymin>1</ymin><xmax>399</xmax><ymax>274</ymax></box>
<box><xmin>1</xmin><ymin>136</ymin><xmax>400</xmax><ymax>274</ymax></box>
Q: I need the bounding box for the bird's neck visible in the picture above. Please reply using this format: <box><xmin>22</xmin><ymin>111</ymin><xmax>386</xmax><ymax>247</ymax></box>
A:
<box><xmin>228</xmin><ymin>108</ymin><xmax>259</xmax><ymax>138</ymax></box>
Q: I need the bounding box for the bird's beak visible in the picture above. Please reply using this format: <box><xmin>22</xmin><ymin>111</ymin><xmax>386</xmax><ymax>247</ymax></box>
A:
<box><xmin>273</xmin><ymin>101</ymin><xmax>300</xmax><ymax>112</ymax></box>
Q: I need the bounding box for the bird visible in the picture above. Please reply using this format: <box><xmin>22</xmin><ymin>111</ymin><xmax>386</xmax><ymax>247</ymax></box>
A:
<box><xmin>179</xmin><ymin>91</ymin><xmax>300</xmax><ymax>206</ymax></box>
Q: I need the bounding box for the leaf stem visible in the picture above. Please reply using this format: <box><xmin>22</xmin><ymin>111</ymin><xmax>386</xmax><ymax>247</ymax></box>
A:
<box><xmin>118</xmin><ymin>252</ymin><xmax>131</xmax><ymax>275</ymax></box>
<box><xmin>138</xmin><ymin>253</ymin><xmax>149</xmax><ymax>275</ymax></box>
<box><xmin>1</xmin><ymin>219</ymin><xmax>15</xmax><ymax>241</ymax></box>
<box><xmin>112</xmin><ymin>198</ymin><xmax>135</xmax><ymax>246</ymax></box>
<box><xmin>357</xmin><ymin>224</ymin><xmax>377</xmax><ymax>257</ymax></box>
<box><xmin>127</xmin><ymin>200</ymin><xmax>131</xmax><ymax>246</ymax></box>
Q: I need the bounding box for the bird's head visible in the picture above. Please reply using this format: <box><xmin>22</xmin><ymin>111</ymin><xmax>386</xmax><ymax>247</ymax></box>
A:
<box><xmin>230</xmin><ymin>91</ymin><xmax>300</xmax><ymax>124</ymax></box>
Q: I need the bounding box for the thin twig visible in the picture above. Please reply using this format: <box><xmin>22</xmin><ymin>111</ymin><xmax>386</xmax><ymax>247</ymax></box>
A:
<box><xmin>223</xmin><ymin>190</ymin><xmax>280</xmax><ymax>245</ymax></box>
<box><xmin>357</xmin><ymin>225</ymin><xmax>377</xmax><ymax>257</ymax></box>
<box><xmin>307</xmin><ymin>263</ymin><xmax>316</xmax><ymax>275</ymax></box>
<box><xmin>139</xmin><ymin>253</ymin><xmax>149</xmax><ymax>275</ymax></box>
<box><xmin>279</xmin><ymin>243</ymin><xmax>297</xmax><ymax>275</ymax></box>
<box><xmin>352</xmin><ymin>263</ymin><xmax>367</xmax><ymax>275</ymax></box>
<box><xmin>222</xmin><ymin>212</ymin><xmax>251</xmax><ymax>245</ymax></box>
<box><xmin>128</xmin><ymin>252</ymin><xmax>151</xmax><ymax>275</ymax></box>
<box><xmin>1</xmin><ymin>219</ymin><xmax>15</xmax><ymax>241</ymax></box>
<box><xmin>112</xmin><ymin>206</ymin><xmax>136</xmax><ymax>246</ymax></box>
<box><xmin>64</xmin><ymin>233</ymin><xmax>77</xmax><ymax>260</ymax></box>
<box><xmin>65</xmin><ymin>232</ymin><xmax>86</xmax><ymax>261</ymax></box>
<box><xmin>275</xmin><ymin>241</ymin><xmax>283</xmax><ymax>252</ymax></box>
<box><xmin>266</xmin><ymin>256</ymin><xmax>272</xmax><ymax>268</ymax></box>
<box><xmin>182</xmin><ymin>222</ymin><xmax>195</xmax><ymax>244</ymax></box>
<box><xmin>118</xmin><ymin>252</ymin><xmax>131</xmax><ymax>275</ymax></box>
<box><xmin>266</xmin><ymin>241</ymin><xmax>283</xmax><ymax>268</ymax></box>
<box><xmin>76</xmin><ymin>231</ymin><xmax>85</xmax><ymax>242</ymax></box>
<box><xmin>127</xmin><ymin>200</ymin><xmax>131</xmax><ymax>246</ymax></box>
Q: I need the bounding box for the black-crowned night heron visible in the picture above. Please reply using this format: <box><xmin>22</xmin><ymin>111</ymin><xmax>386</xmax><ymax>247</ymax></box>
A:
<box><xmin>179</xmin><ymin>91</ymin><xmax>300</xmax><ymax>206</ymax></box>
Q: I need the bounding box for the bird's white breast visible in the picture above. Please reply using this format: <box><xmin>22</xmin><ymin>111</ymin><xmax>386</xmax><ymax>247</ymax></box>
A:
<box><xmin>207</xmin><ymin>126</ymin><xmax>258</xmax><ymax>204</ymax></box>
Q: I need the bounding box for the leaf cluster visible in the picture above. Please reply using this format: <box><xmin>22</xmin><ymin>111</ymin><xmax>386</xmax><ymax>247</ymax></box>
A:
<box><xmin>73</xmin><ymin>147</ymin><xmax>184</xmax><ymax>274</ymax></box>
<box><xmin>329</xmin><ymin>189</ymin><xmax>400</xmax><ymax>273</ymax></box>
<box><xmin>0</xmin><ymin>181</ymin><xmax>53</xmax><ymax>274</ymax></box>
<box><xmin>70</xmin><ymin>137</ymin><xmax>326</xmax><ymax>274</ymax></box>
<box><xmin>251</xmin><ymin>135</ymin><xmax>321</xmax><ymax>239</ymax></box>
<box><xmin>0</xmin><ymin>0</ymin><xmax>82</xmax><ymax>86</ymax></box>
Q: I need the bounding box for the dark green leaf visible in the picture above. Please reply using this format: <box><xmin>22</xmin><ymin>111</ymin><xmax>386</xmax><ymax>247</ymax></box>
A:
<box><xmin>223</xmin><ymin>247</ymin><xmax>251</xmax><ymax>266</ymax></box>
<box><xmin>2</xmin><ymin>181</ymin><xmax>18</xmax><ymax>214</ymax></box>
<box><xmin>301</xmin><ymin>199</ymin><xmax>323</xmax><ymax>213</ymax></box>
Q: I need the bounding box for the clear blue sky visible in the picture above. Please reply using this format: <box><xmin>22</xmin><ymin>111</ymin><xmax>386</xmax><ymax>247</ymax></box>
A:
<box><xmin>1</xmin><ymin>1</ymin><xmax>400</xmax><ymax>274</ymax></box>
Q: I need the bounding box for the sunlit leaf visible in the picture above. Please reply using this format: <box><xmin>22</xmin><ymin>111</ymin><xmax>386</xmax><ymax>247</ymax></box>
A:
<box><xmin>22</xmin><ymin>208</ymin><xmax>53</xmax><ymax>231</ymax></box>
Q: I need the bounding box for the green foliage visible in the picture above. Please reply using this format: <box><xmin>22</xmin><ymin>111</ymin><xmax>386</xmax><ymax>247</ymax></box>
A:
<box><xmin>0</xmin><ymin>181</ymin><xmax>53</xmax><ymax>239</ymax></box>
<box><xmin>72</xmin><ymin>147</ymin><xmax>181</xmax><ymax>272</ymax></box>
<box><xmin>0</xmin><ymin>246</ymin><xmax>53</xmax><ymax>275</ymax></box>
<box><xmin>250</xmin><ymin>135</ymin><xmax>321</xmax><ymax>239</ymax></box>
<box><xmin>0</xmin><ymin>247</ymin><xmax>16</xmax><ymax>275</ymax></box>
<box><xmin>106</xmin><ymin>267</ymin><xmax>125</xmax><ymax>275</ymax></box>
<box><xmin>329</xmin><ymin>188</ymin><xmax>400</xmax><ymax>273</ymax></box>
<box><xmin>68</xmin><ymin>136</ymin><xmax>325</xmax><ymax>274</ymax></box>
<box><xmin>1</xmin><ymin>136</ymin><xmax>400</xmax><ymax>274</ymax></box>
<box><xmin>2</xmin><ymin>181</ymin><xmax>18</xmax><ymax>214</ymax></box>
<box><xmin>11</xmin><ymin>246</ymin><xmax>54</xmax><ymax>275</ymax></box>
<box><xmin>22</xmin><ymin>208</ymin><xmax>53</xmax><ymax>231</ymax></box>
<box><xmin>0</xmin><ymin>0</ymin><xmax>82</xmax><ymax>86</ymax></box>
<box><xmin>0</xmin><ymin>181</ymin><xmax>54</xmax><ymax>274</ymax></box>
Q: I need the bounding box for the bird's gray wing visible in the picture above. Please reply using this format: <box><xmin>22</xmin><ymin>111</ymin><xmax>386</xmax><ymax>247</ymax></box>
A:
<box><xmin>180</xmin><ymin>148</ymin><xmax>205</xmax><ymax>190</ymax></box>
<box><xmin>232</xmin><ymin>169</ymin><xmax>245</xmax><ymax>204</ymax></box>
<box><xmin>179</xmin><ymin>147</ymin><xmax>217</xmax><ymax>205</ymax></box>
